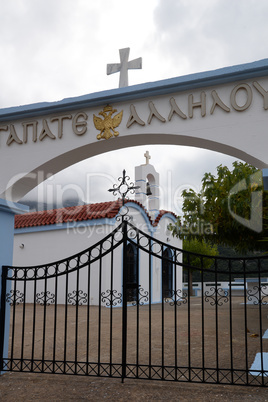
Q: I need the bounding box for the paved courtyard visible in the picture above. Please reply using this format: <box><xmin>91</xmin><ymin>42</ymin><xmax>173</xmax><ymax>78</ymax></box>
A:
<box><xmin>1</xmin><ymin>296</ymin><xmax>267</xmax><ymax>400</ymax></box>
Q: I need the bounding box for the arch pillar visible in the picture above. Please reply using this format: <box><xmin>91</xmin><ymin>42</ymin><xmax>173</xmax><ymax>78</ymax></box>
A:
<box><xmin>0</xmin><ymin>199</ymin><xmax>28</xmax><ymax>372</ymax></box>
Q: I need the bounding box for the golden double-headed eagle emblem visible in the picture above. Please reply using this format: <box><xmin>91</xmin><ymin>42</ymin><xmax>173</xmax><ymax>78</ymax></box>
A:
<box><xmin>93</xmin><ymin>105</ymin><xmax>123</xmax><ymax>140</ymax></box>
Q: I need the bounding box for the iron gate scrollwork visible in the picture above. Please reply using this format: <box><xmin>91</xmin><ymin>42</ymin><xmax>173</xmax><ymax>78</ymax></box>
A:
<box><xmin>0</xmin><ymin>219</ymin><xmax>268</xmax><ymax>386</ymax></box>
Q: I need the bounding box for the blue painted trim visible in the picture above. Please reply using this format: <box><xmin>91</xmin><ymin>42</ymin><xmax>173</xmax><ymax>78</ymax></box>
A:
<box><xmin>123</xmin><ymin>202</ymin><xmax>155</xmax><ymax>235</ymax></box>
<box><xmin>156</xmin><ymin>212</ymin><xmax>177</xmax><ymax>223</ymax></box>
<box><xmin>136</xmin><ymin>179</ymin><xmax>146</xmax><ymax>182</ymax></box>
<box><xmin>15</xmin><ymin>217</ymin><xmax>116</xmax><ymax>234</ymax></box>
<box><xmin>1</xmin><ymin>59</ymin><xmax>268</xmax><ymax>122</ymax></box>
<box><xmin>0</xmin><ymin>199</ymin><xmax>29</xmax><ymax>216</ymax></box>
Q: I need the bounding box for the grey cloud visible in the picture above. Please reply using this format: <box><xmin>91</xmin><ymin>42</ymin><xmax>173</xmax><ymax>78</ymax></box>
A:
<box><xmin>153</xmin><ymin>0</ymin><xmax>268</xmax><ymax>74</ymax></box>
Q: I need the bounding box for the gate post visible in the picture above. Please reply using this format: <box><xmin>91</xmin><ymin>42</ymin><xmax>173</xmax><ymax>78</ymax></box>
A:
<box><xmin>0</xmin><ymin>199</ymin><xmax>28</xmax><ymax>373</ymax></box>
<box><xmin>121</xmin><ymin>218</ymin><xmax>128</xmax><ymax>382</ymax></box>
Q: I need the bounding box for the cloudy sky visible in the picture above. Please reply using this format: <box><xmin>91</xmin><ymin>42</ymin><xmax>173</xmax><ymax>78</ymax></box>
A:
<box><xmin>1</xmin><ymin>0</ymin><xmax>268</xmax><ymax>215</ymax></box>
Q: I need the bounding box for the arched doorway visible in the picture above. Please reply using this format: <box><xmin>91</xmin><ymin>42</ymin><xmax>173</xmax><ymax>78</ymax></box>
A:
<box><xmin>126</xmin><ymin>243</ymin><xmax>138</xmax><ymax>302</ymax></box>
<box><xmin>162</xmin><ymin>247</ymin><xmax>173</xmax><ymax>299</ymax></box>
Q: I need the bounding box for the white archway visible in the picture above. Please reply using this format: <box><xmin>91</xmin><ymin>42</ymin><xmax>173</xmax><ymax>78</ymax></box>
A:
<box><xmin>1</xmin><ymin>58</ymin><xmax>268</xmax><ymax>202</ymax></box>
<box><xmin>1</xmin><ymin>59</ymin><xmax>268</xmax><ymax>361</ymax></box>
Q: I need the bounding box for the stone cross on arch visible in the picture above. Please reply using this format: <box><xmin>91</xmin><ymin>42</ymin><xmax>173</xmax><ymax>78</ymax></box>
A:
<box><xmin>107</xmin><ymin>48</ymin><xmax>142</xmax><ymax>88</ymax></box>
<box><xmin>144</xmin><ymin>150</ymin><xmax>151</xmax><ymax>165</ymax></box>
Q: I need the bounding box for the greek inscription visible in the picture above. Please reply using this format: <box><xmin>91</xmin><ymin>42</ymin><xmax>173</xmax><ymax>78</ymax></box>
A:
<box><xmin>0</xmin><ymin>80</ymin><xmax>267</xmax><ymax>149</ymax></box>
<box><xmin>23</xmin><ymin>121</ymin><xmax>38</xmax><ymax>143</ymax></box>
<box><xmin>0</xmin><ymin>126</ymin><xmax>8</xmax><ymax>133</ymax></box>
<box><xmin>7</xmin><ymin>124</ymin><xmax>23</xmax><ymax>145</ymax></box>
<box><xmin>72</xmin><ymin>112</ymin><xmax>88</xmax><ymax>135</ymax></box>
<box><xmin>147</xmin><ymin>101</ymin><xmax>166</xmax><ymax>124</ymax></box>
<box><xmin>253</xmin><ymin>81</ymin><xmax>268</xmax><ymax>110</ymax></box>
<box><xmin>230</xmin><ymin>83</ymin><xmax>252</xmax><ymax>111</ymax></box>
<box><xmin>168</xmin><ymin>97</ymin><xmax>187</xmax><ymax>121</ymax></box>
<box><xmin>51</xmin><ymin>115</ymin><xmax>72</xmax><ymax>138</ymax></box>
<box><xmin>210</xmin><ymin>90</ymin><xmax>230</xmax><ymax>114</ymax></box>
<box><xmin>188</xmin><ymin>91</ymin><xmax>206</xmax><ymax>118</ymax></box>
<box><xmin>39</xmin><ymin>119</ymin><xmax>56</xmax><ymax>141</ymax></box>
<box><xmin>126</xmin><ymin>104</ymin><xmax>145</xmax><ymax>128</ymax></box>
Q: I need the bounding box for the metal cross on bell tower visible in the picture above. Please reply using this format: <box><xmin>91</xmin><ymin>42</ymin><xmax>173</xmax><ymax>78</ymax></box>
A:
<box><xmin>107</xmin><ymin>48</ymin><xmax>142</xmax><ymax>88</ymax></box>
<box><xmin>108</xmin><ymin>170</ymin><xmax>140</xmax><ymax>206</ymax></box>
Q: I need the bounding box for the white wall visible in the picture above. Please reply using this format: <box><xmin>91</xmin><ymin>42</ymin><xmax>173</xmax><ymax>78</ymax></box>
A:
<box><xmin>13</xmin><ymin>207</ymin><xmax>182</xmax><ymax>305</ymax></box>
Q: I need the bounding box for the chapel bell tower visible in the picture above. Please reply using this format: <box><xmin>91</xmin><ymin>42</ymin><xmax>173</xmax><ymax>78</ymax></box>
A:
<box><xmin>135</xmin><ymin>151</ymin><xmax>160</xmax><ymax>219</ymax></box>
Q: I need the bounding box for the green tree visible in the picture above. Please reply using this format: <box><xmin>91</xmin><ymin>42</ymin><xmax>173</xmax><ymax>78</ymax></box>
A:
<box><xmin>183</xmin><ymin>239</ymin><xmax>218</xmax><ymax>296</ymax></box>
<box><xmin>169</xmin><ymin>161</ymin><xmax>266</xmax><ymax>253</ymax></box>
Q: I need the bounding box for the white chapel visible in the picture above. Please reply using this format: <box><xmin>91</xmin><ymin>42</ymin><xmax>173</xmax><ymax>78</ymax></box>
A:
<box><xmin>12</xmin><ymin>153</ymin><xmax>182</xmax><ymax>305</ymax></box>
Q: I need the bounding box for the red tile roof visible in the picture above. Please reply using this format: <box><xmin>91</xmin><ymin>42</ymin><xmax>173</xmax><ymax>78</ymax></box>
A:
<box><xmin>153</xmin><ymin>210</ymin><xmax>176</xmax><ymax>226</ymax></box>
<box><xmin>15</xmin><ymin>200</ymin><xmax>176</xmax><ymax>229</ymax></box>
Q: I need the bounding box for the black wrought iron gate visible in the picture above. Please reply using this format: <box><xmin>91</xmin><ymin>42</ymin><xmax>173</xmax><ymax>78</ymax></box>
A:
<box><xmin>0</xmin><ymin>219</ymin><xmax>267</xmax><ymax>386</ymax></box>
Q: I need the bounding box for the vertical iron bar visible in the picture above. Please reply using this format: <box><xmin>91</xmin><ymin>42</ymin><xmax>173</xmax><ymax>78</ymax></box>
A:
<box><xmin>0</xmin><ymin>266</ymin><xmax>8</xmax><ymax>372</ymax></box>
<box><xmin>20</xmin><ymin>270</ymin><xmax>27</xmax><ymax>371</ymax></box>
<box><xmin>86</xmin><ymin>254</ymin><xmax>91</xmax><ymax>376</ymax></box>
<box><xmin>97</xmin><ymin>245</ymin><xmax>103</xmax><ymax>376</ymax></box>
<box><xmin>63</xmin><ymin>263</ymin><xmax>69</xmax><ymax>374</ymax></box>
<box><xmin>228</xmin><ymin>259</ymin><xmax>234</xmax><ymax>385</ymax></box>
<box><xmin>244</xmin><ymin>260</ymin><xmax>249</xmax><ymax>384</ymax></box>
<box><xmin>31</xmin><ymin>268</ymin><xmax>37</xmax><ymax>372</ymax></box>
<box><xmin>174</xmin><ymin>251</ymin><xmax>178</xmax><ymax>381</ymax></box>
<box><xmin>148</xmin><ymin>238</ymin><xmax>152</xmax><ymax>380</ymax></box>
<box><xmin>136</xmin><ymin>243</ymin><xmax>139</xmax><ymax>378</ymax></box>
<box><xmin>161</xmin><ymin>244</ymin><xmax>165</xmax><ymax>380</ymax></box>
<box><xmin>10</xmin><ymin>270</ymin><xmax>17</xmax><ymax>371</ymax></box>
<box><xmin>52</xmin><ymin>265</ymin><xmax>58</xmax><ymax>373</ymax></box>
<box><xmin>215</xmin><ymin>259</ymin><xmax>219</xmax><ymax>383</ymax></box>
<box><xmin>121</xmin><ymin>219</ymin><xmax>128</xmax><ymax>383</ymax></box>
<box><xmin>41</xmin><ymin>266</ymin><xmax>48</xmax><ymax>372</ymax></box>
<box><xmin>243</xmin><ymin>259</ymin><xmax>249</xmax><ymax>385</ymax></box>
<box><xmin>201</xmin><ymin>263</ymin><xmax>205</xmax><ymax>382</ymax></box>
<box><xmin>187</xmin><ymin>253</ymin><xmax>191</xmax><ymax>382</ymax></box>
<box><xmin>109</xmin><ymin>239</ymin><xmax>114</xmax><ymax>376</ymax></box>
<box><xmin>257</xmin><ymin>259</ymin><xmax>264</xmax><ymax>385</ymax></box>
<box><xmin>75</xmin><ymin>258</ymin><xmax>80</xmax><ymax>374</ymax></box>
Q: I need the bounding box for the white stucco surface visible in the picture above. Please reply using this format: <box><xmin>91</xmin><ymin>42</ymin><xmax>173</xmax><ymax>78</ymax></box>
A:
<box><xmin>1</xmin><ymin>59</ymin><xmax>268</xmax><ymax>201</ymax></box>
<box><xmin>13</xmin><ymin>205</ymin><xmax>182</xmax><ymax>305</ymax></box>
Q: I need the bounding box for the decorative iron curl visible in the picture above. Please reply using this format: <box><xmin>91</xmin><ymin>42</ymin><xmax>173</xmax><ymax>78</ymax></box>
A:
<box><xmin>67</xmin><ymin>290</ymin><xmax>88</xmax><ymax>306</ymax></box>
<box><xmin>6</xmin><ymin>290</ymin><xmax>24</xmax><ymax>306</ymax></box>
<box><xmin>116</xmin><ymin>205</ymin><xmax>131</xmax><ymax>222</ymax></box>
<box><xmin>108</xmin><ymin>170</ymin><xmax>140</xmax><ymax>205</ymax></box>
<box><xmin>109</xmin><ymin>169</ymin><xmax>140</xmax><ymax>223</ymax></box>
<box><xmin>132</xmin><ymin>287</ymin><xmax>149</xmax><ymax>306</ymax></box>
<box><xmin>247</xmin><ymin>285</ymin><xmax>268</xmax><ymax>305</ymax></box>
<box><xmin>127</xmin><ymin>226</ymin><xmax>138</xmax><ymax>240</ymax></box>
<box><xmin>165</xmin><ymin>289</ymin><xmax>188</xmax><ymax>306</ymax></box>
<box><xmin>204</xmin><ymin>287</ymin><xmax>229</xmax><ymax>306</ymax></box>
<box><xmin>36</xmin><ymin>291</ymin><xmax>55</xmax><ymax>306</ymax></box>
<box><xmin>101</xmin><ymin>289</ymin><xmax>122</xmax><ymax>307</ymax></box>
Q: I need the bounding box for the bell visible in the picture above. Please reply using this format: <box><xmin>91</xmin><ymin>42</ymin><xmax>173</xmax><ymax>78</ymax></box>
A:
<box><xmin>146</xmin><ymin>181</ymin><xmax>152</xmax><ymax>196</ymax></box>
